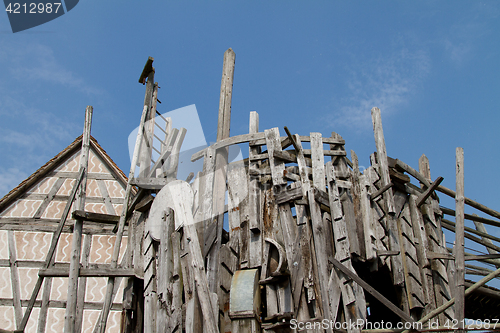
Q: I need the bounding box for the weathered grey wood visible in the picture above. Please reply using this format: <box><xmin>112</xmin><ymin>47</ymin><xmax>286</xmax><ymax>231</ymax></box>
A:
<box><xmin>454</xmin><ymin>147</ymin><xmax>465</xmax><ymax>332</ymax></box>
<box><xmin>192</xmin><ymin>132</ymin><xmax>266</xmax><ymax>162</ymax></box>
<box><xmin>139</xmin><ymin>71</ymin><xmax>156</xmax><ymax>178</ymax></box>
<box><xmin>33</xmin><ymin>177</ymin><xmax>65</xmax><ymax>218</ymax></box>
<box><xmin>473</xmin><ymin>220</ymin><xmax>500</xmax><ymax>267</ymax></box>
<box><xmin>65</xmin><ymin>105</ymin><xmax>92</xmax><ymax>333</ymax></box>
<box><xmin>370</xmin><ymin>182</ymin><xmax>393</xmax><ymax>201</ymax></box>
<box><xmin>149</xmin><ymin>128</ymin><xmax>179</xmax><ymax>177</ymax></box>
<box><xmin>359</xmin><ymin>174</ymin><xmax>377</xmax><ymax>262</ymax></box>
<box><xmin>8</xmin><ymin>231</ymin><xmax>22</xmax><ymax>329</ymax></box>
<box><xmin>408</xmin><ymin>194</ymin><xmax>435</xmax><ymax>316</ymax></box>
<box><xmin>437</xmin><ymin>184</ymin><xmax>500</xmax><ymax>220</ymax></box>
<box><xmin>416</xmin><ymin>176</ymin><xmax>444</xmax><ymax>208</ymax></box>
<box><xmin>396</xmin><ymin>204</ymin><xmax>426</xmax><ymax>312</ymax></box>
<box><xmin>248</xmin><ymin>111</ymin><xmax>262</xmax><ymax>242</ymax></box>
<box><xmin>199</xmin><ymin>146</ymin><xmax>215</xmax><ymax>256</ymax></box>
<box><xmin>72</xmin><ymin>210</ymin><xmax>120</xmax><ymax>224</ymax></box>
<box><xmin>442</xmin><ymin>218</ymin><xmax>500</xmax><ymax>244</ymax></box>
<box><xmin>327</xmin><ymin>161</ymin><xmax>366</xmax><ymax>330</ymax></box>
<box><xmin>227</xmin><ymin>161</ymin><xmax>247</xmax><ymax>255</ymax></box>
<box><xmin>37</xmin><ymin>277</ymin><xmax>51</xmax><ymax>333</ymax></box>
<box><xmin>371</xmin><ymin>107</ymin><xmax>395</xmax><ymax>214</ymax></box>
<box><xmin>265</xmin><ymin>127</ymin><xmax>286</xmax><ymax>186</ymax></box>
<box><xmin>38</xmin><ymin>267</ymin><xmax>137</xmax><ymax>277</ymax></box>
<box><xmin>75</xmin><ymin>234</ymin><xmax>92</xmax><ymax>333</ymax></box>
<box><xmin>293</xmin><ymin>135</ymin><xmax>333</xmax><ymax>332</ymax></box>
<box><xmin>440</xmin><ymin>206</ymin><xmax>500</xmax><ymax>228</ymax></box>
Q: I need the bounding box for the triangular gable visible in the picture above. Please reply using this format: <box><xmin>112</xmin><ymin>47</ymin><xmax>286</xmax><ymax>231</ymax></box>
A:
<box><xmin>0</xmin><ymin>136</ymin><xmax>129</xmax><ymax>219</ymax></box>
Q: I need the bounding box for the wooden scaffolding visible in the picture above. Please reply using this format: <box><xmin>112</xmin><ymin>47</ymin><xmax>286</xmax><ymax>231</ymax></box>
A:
<box><xmin>2</xmin><ymin>49</ymin><xmax>500</xmax><ymax>333</ymax></box>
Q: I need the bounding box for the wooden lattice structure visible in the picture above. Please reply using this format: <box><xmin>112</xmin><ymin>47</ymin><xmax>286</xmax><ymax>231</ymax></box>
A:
<box><xmin>2</xmin><ymin>49</ymin><xmax>500</xmax><ymax>333</ymax></box>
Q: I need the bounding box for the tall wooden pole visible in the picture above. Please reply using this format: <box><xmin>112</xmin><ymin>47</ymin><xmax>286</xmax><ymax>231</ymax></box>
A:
<box><xmin>207</xmin><ymin>48</ymin><xmax>235</xmax><ymax>293</ymax></box>
<box><xmin>64</xmin><ymin>106</ymin><xmax>93</xmax><ymax>332</ymax></box>
<box><xmin>454</xmin><ymin>147</ymin><xmax>465</xmax><ymax>332</ymax></box>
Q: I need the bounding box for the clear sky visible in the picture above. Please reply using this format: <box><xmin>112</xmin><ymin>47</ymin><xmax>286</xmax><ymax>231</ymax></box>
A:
<box><xmin>1</xmin><ymin>2</ymin><xmax>500</xmax><ymax>246</ymax></box>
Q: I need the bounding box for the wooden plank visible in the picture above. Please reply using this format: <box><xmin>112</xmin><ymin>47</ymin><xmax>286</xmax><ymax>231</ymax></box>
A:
<box><xmin>138</xmin><ymin>71</ymin><xmax>156</xmax><ymax>178</ymax></box>
<box><xmin>65</xmin><ymin>105</ymin><xmax>93</xmax><ymax>333</ymax></box>
<box><xmin>247</xmin><ymin>113</ymin><xmax>263</xmax><ymax>270</ymax></box>
<box><xmin>72</xmin><ymin>210</ymin><xmax>120</xmax><ymax>224</ymax></box>
<box><xmin>191</xmin><ymin>132</ymin><xmax>266</xmax><ymax>162</ymax></box>
<box><xmin>265</xmin><ymin>127</ymin><xmax>286</xmax><ymax>186</ymax></box>
<box><xmin>371</xmin><ymin>107</ymin><xmax>395</xmax><ymax>214</ymax></box>
<box><xmin>293</xmin><ymin>135</ymin><xmax>333</xmax><ymax>332</ymax></box>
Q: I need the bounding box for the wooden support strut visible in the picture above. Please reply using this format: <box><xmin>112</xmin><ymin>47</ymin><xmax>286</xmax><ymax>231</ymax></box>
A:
<box><xmin>64</xmin><ymin>106</ymin><xmax>93</xmax><ymax>333</ymax></box>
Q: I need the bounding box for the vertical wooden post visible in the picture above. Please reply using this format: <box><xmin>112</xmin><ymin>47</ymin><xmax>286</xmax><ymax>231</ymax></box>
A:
<box><xmin>454</xmin><ymin>147</ymin><xmax>465</xmax><ymax>332</ymax></box>
<box><xmin>207</xmin><ymin>48</ymin><xmax>235</xmax><ymax>293</ymax></box>
<box><xmin>64</xmin><ymin>106</ymin><xmax>93</xmax><ymax>332</ymax></box>
<box><xmin>99</xmin><ymin>58</ymin><xmax>156</xmax><ymax>333</ymax></box>
<box><xmin>8</xmin><ymin>231</ymin><xmax>22</xmax><ymax>329</ymax></box>
<box><xmin>370</xmin><ymin>107</ymin><xmax>395</xmax><ymax>214</ymax></box>
<box><xmin>139</xmin><ymin>71</ymin><xmax>156</xmax><ymax>178</ymax></box>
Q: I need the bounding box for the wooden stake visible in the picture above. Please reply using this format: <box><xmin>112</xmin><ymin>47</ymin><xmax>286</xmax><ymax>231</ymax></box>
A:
<box><xmin>454</xmin><ymin>147</ymin><xmax>465</xmax><ymax>332</ymax></box>
<box><xmin>64</xmin><ymin>106</ymin><xmax>93</xmax><ymax>333</ymax></box>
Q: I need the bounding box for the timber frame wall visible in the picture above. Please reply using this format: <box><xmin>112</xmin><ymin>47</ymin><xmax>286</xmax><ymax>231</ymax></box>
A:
<box><xmin>2</xmin><ymin>49</ymin><xmax>500</xmax><ymax>333</ymax></box>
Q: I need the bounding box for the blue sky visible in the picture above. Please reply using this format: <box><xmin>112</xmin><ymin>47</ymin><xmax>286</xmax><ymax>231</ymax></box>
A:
<box><xmin>1</xmin><ymin>2</ymin><xmax>500</xmax><ymax>246</ymax></box>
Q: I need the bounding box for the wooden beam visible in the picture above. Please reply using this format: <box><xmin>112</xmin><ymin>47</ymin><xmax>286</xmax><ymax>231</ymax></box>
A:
<box><xmin>454</xmin><ymin>147</ymin><xmax>465</xmax><ymax>332</ymax></box>
<box><xmin>65</xmin><ymin>105</ymin><xmax>93</xmax><ymax>333</ymax></box>
<box><xmin>138</xmin><ymin>56</ymin><xmax>154</xmax><ymax>84</ymax></box>
<box><xmin>370</xmin><ymin>182</ymin><xmax>393</xmax><ymax>201</ymax></box>
<box><xmin>38</xmin><ymin>267</ymin><xmax>137</xmax><ymax>277</ymax></box>
<box><xmin>437</xmin><ymin>184</ymin><xmax>500</xmax><ymax>220</ymax></box>
<box><xmin>71</xmin><ymin>210</ymin><xmax>120</xmax><ymax>224</ymax></box>
<box><xmin>440</xmin><ymin>206</ymin><xmax>500</xmax><ymax>228</ymax></box>
<box><xmin>416</xmin><ymin>176</ymin><xmax>444</xmax><ymax>208</ymax></box>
